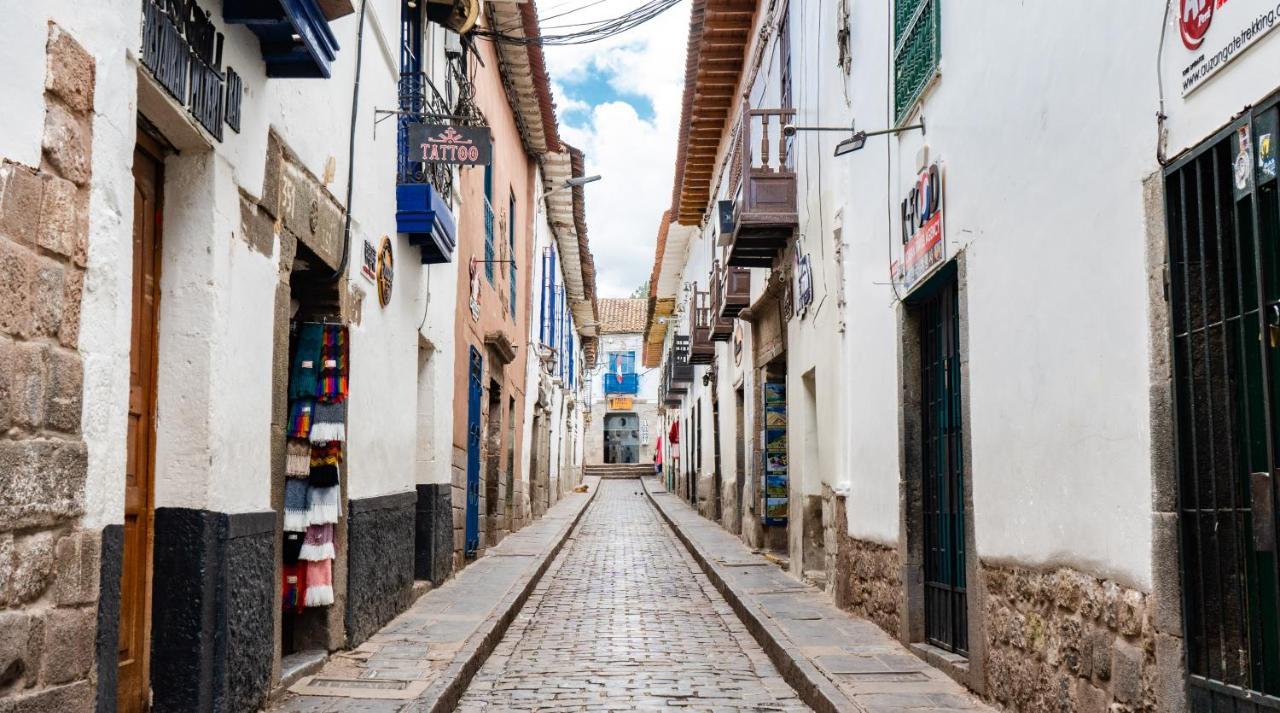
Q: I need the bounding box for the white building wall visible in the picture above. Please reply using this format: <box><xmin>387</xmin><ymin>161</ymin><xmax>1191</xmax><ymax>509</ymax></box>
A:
<box><xmin>5</xmin><ymin>0</ymin><xmax>459</xmax><ymax>522</ymax></box>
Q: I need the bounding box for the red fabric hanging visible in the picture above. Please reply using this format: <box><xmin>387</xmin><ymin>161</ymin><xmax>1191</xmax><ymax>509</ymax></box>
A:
<box><xmin>669</xmin><ymin>420</ymin><xmax>679</xmax><ymax>445</ymax></box>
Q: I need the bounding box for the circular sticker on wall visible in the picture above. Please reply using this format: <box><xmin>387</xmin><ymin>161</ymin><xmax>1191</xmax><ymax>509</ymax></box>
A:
<box><xmin>376</xmin><ymin>235</ymin><xmax>394</xmax><ymax>308</ymax></box>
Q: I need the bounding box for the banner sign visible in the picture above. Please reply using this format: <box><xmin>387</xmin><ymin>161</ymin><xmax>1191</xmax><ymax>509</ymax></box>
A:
<box><xmin>1177</xmin><ymin>0</ymin><xmax>1280</xmax><ymax>96</ymax></box>
<box><xmin>407</xmin><ymin>124</ymin><xmax>492</xmax><ymax>166</ymax></box>
<box><xmin>891</xmin><ymin>160</ymin><xmax>946</xmax><ymax>296</ymax></box>
<box><xmin>608</xmin><ymin>397</ymin><xmax>633</xmax><ymax>411</ymax></box>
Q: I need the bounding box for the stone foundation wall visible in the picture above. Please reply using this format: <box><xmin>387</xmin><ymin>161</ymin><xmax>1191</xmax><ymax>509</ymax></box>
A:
<box><xmin>0</xmin><ymin>24</ymin><xmax>103</xmax><ymax>712</ymax></box>
<box><xmin>830</xmin><ymin>532</ymin><xmax>902</xmax><ymax>640</ymax></box>
<box><xmin>982</xmin><ymin>563</ymin><xmax>1156</xmax><ymax>712</ymax></box>
<box><xmin>346</xmin><ymin>492</ymin><xmax>415</xmax><ymax>647</ymax></box>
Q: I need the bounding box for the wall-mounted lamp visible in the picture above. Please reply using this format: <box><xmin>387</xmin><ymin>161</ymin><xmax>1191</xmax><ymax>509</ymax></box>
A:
<box><xmin>781</xmin><ymin>117</ymin><xmax>926</xmax><ymax>157</ymax></box>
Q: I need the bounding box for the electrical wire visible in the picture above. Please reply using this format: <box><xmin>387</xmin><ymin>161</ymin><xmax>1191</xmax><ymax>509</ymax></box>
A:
<box><xmin>1156</xmin><ymin>0</ymin><xmax>1173</xmax><ymax>165</ymax></box>
<box><xmin>476</xmin><ymin>0</ymin><xmax>683</xmax><ymax>46</ymax></box>
<box><xmin>884</xmin><ymin>0</ymin><xmax>903</xmax><ymax>303</ymax></box>
<box><xmin>324</xmin><ymin>0</ymin><xmax>369</xmax><ymax>284</ymax></box>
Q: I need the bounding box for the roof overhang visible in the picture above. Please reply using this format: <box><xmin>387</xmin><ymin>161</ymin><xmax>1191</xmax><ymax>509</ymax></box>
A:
<box><xmin>542</xmin><ymin>148</ymin><xmax>598</xmax><ymax>339</ymax></box>
<box><xmin>488</xmin><ymin>0</ymin><xmax>561</xmax><ymax>155</ymax></box>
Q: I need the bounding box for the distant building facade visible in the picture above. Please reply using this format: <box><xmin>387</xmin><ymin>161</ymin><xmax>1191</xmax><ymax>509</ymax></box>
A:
<box><xmin>585</xmin><ymin>298</ymin><xmax>659</xmax><ymax>465</ymax></box>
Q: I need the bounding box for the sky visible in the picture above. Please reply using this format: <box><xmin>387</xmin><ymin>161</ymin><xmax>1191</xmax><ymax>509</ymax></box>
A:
<box><xmin>537</xmin><ymin>0</ymin><xmax>690</xmax><ymax>298</ymax></box>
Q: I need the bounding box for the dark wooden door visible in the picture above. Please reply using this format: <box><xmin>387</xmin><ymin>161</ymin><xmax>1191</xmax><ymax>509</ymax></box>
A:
<box><xmin>120</xmin><ymin>136</ymin><xmax>163</xmax><ymax>712</ymax></box>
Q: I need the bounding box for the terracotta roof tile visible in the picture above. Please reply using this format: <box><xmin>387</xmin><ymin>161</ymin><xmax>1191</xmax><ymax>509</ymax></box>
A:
<box><xmin>598</xmin><ymin>298</ymin><xmax>647</xmax><ymax>333</ymax></box>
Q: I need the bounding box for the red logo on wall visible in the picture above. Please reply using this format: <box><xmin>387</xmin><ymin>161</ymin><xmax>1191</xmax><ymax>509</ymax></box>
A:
<box><xmin>1180</xmin><ymin>0</ymin><xmax>1215</xmax><ymax>49</ymax></box>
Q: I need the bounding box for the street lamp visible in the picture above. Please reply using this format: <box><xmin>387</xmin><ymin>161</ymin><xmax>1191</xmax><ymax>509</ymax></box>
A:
<box><xmin>539</xmin><ymin>174</ymin><xmax>602</xmax><ymax>200</ymax></box>
<box><xmin>781</xmin><ymin>118</ymin><xmax>926</xmax><ymax>157</ymax></box>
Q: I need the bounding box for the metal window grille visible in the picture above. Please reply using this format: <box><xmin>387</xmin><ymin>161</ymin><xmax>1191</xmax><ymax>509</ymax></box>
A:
<box><xmin>1166</xmin><ymin>103</ymin><xmax>1280</xmax><ymax>709</ymax></box>
<box><xmin>892</xmin><ymin>0</ymin><xmax>939</xmax><ymax>124</ymax></box>
<box><xmin>920</xmin><ymin>274</ymin><xmax>966</xmax><ymax>655</ymax></box>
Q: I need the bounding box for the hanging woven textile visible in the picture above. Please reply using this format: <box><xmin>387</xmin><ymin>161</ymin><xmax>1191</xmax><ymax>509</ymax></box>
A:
<box><xmin>282</xmin><ymin>561</ymin><xmax>307</xmax><ymax>611</ymax></box>
<box><xmin>289</xmin><ymin>323</ymin><xmax>325</xmax><ymax>400</ymax></box>
<box><xmin>299</xmin><ymin>523</ymin><xmax>335</xmax><ymax>561</ymax></box>
<box><xmin>307</xmin><ymin>485</ymin><xmax>340</xmax><ymax>525</ymax></box>
<box><xmin>315</xmin><ymin>325</ymin><xmax>348</xmax><ymax>404</ymax></box>
<box><xmin>304</xmin><ymin>559</ymin><xmax>334</xmax><ymax>606</ymax></box>
<box><xmin>284</xmin><ymin>478</ymin><xmax>310</xmax><ymax>532</ymax></box>
<box><xmin>309</xmin><ymin>443</ymin><xmax>341</xmax><ymax>488</ymax></box>
<box><xmin>287</xmin><ymin>400</ymin><xmax>315</xmax><ymax>440</ymax></box>
<box><xmin>286</xmin><ymin>438</ymin><xmax>312</xmax><ymax>477</ymax></box>
<box><xmin>310</xmin><ymin>400</ymin><xmax>347</xmax><ymax>443</ymax></box>
<box><xmin>282</xmin><ymin>530</ymin><xmax>305</xmax><ymax>564</ymax></box>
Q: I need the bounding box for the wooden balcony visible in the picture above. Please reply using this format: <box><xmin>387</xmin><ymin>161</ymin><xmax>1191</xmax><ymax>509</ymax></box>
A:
<box><xmin>718</xmin><ymin>260</ymin><xmax>750</xmax><ymax>319</ymax></box>
<box><xmin>709</xmin><ymin>262</ymin><xmax>733</xmax><ymax>341</ymax></box>
<box><xmin>725</xmin><ymin>104</ymin><xmax>798</xmax><ymax>268</ymax></box>
<box><xmin>689</xmin><ymin>289</ymin><xmax>714</xmax><ymax>364</ymax></box>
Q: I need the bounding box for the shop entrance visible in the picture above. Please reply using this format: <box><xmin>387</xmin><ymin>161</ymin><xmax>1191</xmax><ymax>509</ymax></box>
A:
<box><xmin>603</xmin><ymin>412</ymin><xmax>640</xmax><ymax>463</ymax></box>
<box><xmin>1166</xmin><ymin>102</ymin><xmax>1280</xmax><ymax>708</ymax></box>
<box><xmin>917</xmin><ymin>272</ymin><xmax>966</xmax><ymax>655</ymax></box>
<box><xmin>119</xmin><ymin>132</ymin><xmax>164</xmax><ymax>713</ymax></box>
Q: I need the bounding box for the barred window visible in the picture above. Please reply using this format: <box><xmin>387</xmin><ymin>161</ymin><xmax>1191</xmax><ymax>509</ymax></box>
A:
<box><xmin>892</xmin><ymin>0</ymin><xmax>939</xmax><ymax>124</ymax></box>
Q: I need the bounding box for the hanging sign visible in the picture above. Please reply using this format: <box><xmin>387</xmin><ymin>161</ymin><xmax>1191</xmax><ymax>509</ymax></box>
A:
<box><xmin>361</xmin><ymin>238</ymin><xmax>377</xmax><ymax>282</ymax></box>
<box><xmin>375</xmin><ymin>235</ymin><xmax>394</xmax><ymax>307</ymax></box>
<box><xmin>1176</xmin><ymin>0</ymin><xmax>1280</xmax><ymax>96</ymax></box>
<box><xmin>891</xmin><ymin>159</ymin><xmax>945</xmax><ymax>296</ymax></box>
<box><xmin>407</xmin><ymin>124</ymin><xmax>492</xmax><ymax>166</ymax></box>
<box><xmin>608</xmin><ymin>397</ymin><xmax>634</xmax><ymax>410</ymax></box>
<box><xmin>795</xmin><ymin>252</ymin><xmax>813</xmax><ymax>316</ymax></box>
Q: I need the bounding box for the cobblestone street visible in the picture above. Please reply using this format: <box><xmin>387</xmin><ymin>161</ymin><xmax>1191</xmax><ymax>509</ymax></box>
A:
<box><xmin>456</xmin><ymin>480</ymin><xmax>810</xmax><ymax>712</ymax></box>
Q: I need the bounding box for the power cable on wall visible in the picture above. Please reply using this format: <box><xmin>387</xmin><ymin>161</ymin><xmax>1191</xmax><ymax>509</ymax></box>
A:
<box><xmin>324</xmin><ymin>0</ymin><xmax>369</xmax><ymax>284</ymax></box>
<box><xmin>884</xmin><ymin>0</ymin><xmax>903</xmax><ymax>303</ymax></box>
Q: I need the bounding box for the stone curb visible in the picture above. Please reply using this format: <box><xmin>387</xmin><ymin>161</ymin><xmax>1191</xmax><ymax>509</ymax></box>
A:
<box><xmin>418</xmin><ymin>477</ymin><xmax>602</xmax><ymax>713</ymax></box>
<box><xmin>641</xmin><ymin>477</ymin><xmax>863</xmax><ymax>713</ymax></box>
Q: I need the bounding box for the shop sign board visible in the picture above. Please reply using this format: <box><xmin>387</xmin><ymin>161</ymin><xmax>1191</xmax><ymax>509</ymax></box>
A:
<box><xmin>407</xmin><ymin>124</ymin><xmax>492</xmax><ymax>166</ymax></box>
<box><xmin>608</xmin><ymin>397</ymin><xmax>633</xmax><ymax>410</ymax></box>
<box><xmin>891</xmin><ymin>160</ymin><xmax>945</xmax><ymax>296</ymax></box>
<box><xmin>361</xmin><ymin>238</ymin><xmax>377</xmax><ymax>282</ymax></box>
<box><xmin>1177</xmin><ymin>0</ymin><xmax>1280</xmax><ymax>96</ymax></box>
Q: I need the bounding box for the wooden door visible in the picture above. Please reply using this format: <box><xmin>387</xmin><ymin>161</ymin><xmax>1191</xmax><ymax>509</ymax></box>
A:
<box><xmin>120</xmin><ymin>136</ymin><xmax>163</xmax><ymax>712</ymax></box>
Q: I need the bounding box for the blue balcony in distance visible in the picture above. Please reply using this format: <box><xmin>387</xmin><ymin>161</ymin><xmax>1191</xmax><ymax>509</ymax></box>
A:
<box><xmin>397</xmin><ymin>183</ymin><xmax>456</xmax><ymax>264</ymax></box>
<box><xmin>602</xmin><ymin>372</ymin><xmax>639</xmax><ymax>395</ymax></box>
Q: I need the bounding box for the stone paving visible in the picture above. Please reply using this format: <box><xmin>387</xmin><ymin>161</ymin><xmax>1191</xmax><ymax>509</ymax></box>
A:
<box><xmin>455</xmin><ymin>479</ymin><xmax>810</xmax><ymax>712</ymax></box>
<box><xmin>644</xmin><ymin>478</ymin><xmax>995</xmax><ymax>713</ymax></box>
<box><xmin>270</xmin><ymin>479</ymin><xmax>598</xmax><ymax>713</ymax></box>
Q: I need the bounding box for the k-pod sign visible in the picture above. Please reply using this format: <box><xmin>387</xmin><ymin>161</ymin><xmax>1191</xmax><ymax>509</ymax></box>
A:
<box><xmin>1177</xmin><ymin>0</ymin><xmax>1280</xmax><ymax>95</ymax></box>
<box><xmin>891</xmin><ymin>159</ymin><xmax>946</xmax><ymax>296</ymax></box>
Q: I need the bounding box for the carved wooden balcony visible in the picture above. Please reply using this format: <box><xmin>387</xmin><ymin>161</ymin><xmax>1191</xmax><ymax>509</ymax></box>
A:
<box><xmin>689</xmin><ymin>288</ymin><xmax>715</xmax><ymax>364</ymax></box>
<box><xmin>725</xmin><ymin>104</ymin><xmax>798</xmax><ymax>268</ymax></box>
<box><xmin>710</xmin><ymin>262</ymin><xmax>733</xmax><ymax>341</ymax></box>
<box><xmin>718</xmin><ymin>260</ymin><xmax>750</xmax><ymax>319</ymax></box>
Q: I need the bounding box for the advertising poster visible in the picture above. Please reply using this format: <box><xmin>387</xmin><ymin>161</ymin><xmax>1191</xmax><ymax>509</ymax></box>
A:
<box><xmin>762</xmin><ymin>380</ymin><xmax>788</xmax><ymax>526</ymax></box>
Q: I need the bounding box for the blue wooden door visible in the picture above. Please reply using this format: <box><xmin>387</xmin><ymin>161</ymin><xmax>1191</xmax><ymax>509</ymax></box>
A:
<box><xmin>465</xmin><ymin>347</ymin><xmax>482</xmax><ymax>557</ymax></box>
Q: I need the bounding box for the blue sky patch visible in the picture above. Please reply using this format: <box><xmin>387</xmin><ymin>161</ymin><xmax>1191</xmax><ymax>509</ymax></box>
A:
<box><xmin>562</xmin><ymin>72</ymin><xmax>654</xmax><ymax>122</ymax></box>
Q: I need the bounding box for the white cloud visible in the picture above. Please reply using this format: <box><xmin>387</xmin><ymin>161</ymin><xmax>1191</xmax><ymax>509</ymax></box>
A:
<box><xmin>539</xmin><ymin>0</ymin><xmax>690</xmax><ymax>297</ymax></box>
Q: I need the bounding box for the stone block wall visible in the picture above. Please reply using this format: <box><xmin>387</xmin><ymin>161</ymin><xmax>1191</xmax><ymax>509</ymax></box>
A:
<box><xmin>982</xmin><ymin>563</ymin><xmax>1156</xmax><ymax>712</ymax></box>
<box><xmin>0</xmin><ymin>24</ymin><xmax>102</xmax><ymax>712</ymax></box>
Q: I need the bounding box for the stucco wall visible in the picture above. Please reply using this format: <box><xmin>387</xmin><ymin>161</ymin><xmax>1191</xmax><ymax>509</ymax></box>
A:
<box><xmin>4</xmin><ymin>0</ymin><xmax>458</xmax><ymax>520</ymax></box>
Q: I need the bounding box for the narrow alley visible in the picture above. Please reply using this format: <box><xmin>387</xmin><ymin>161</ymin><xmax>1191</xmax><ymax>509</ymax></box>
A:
<box><xmin>454</xmin><ymin>479</ymin><xmax>807</xmax><ymax>712</ymax></box>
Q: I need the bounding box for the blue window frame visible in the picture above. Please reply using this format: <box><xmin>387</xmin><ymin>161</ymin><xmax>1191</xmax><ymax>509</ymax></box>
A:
<box><xmin>509</xmin><ymin>190</ymin><xmax>517</xmax><ymax>314</ymax></box>
<box><xmin>484</xmin><ymin>165</ymin><xmax>494</xmax><ymax>284</ymax></box>
<box><xmin>540</xmin><ymin>247</ymin><xmax>552</xmax><ymax>345</ymax></box>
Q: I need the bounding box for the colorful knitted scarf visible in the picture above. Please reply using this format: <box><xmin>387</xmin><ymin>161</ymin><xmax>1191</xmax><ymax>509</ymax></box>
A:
<box><xmin>315</xmin><ymin>325</ymin><xmax>348</xmax><ymax>403</ymax></box>
<box><xmin>286</xmin><ymin>439</ymin><xmax>311</xmax><ymax>477</ymax></box>
<box><xmin>299</xmin><ymin>523</ymin><xmax>335</xmax><ymax>561</ymax></box>
<box><xmin>284</xmin><ymin>478</ymin><xmax>310</xmax><ymax>532</ymax></box>
<box><xmin>289</xmin><ymin>323</ymin><xmax>325</xmax><ymax>400</ymax></box>
<box><xmin>287</xmin><ymin>400</ymin><xmax>314</xmax><ymax>440</ymax></box>
<box><xmin>282</xmin><ymin>562</ymin><xmax>307</xmax><ymax>611</ymax></box>
<box><xmin>308</xmin><ymin>485</ymin><xmax>340</xmax><ymax>525</ymax></box>
<box><xmin>309</xmin><ymin>400</ymin><xmax>346</xmax><ymax>443</ymax></box>
<box><xmin>310</xmin><ymin>441</ymin><xmax>342</xmax><ymax>467</ymax></box>
<box><xmin>305</xmin><ymin>559</ymin><xmax>334</xmax><ymax>607</ymax></box>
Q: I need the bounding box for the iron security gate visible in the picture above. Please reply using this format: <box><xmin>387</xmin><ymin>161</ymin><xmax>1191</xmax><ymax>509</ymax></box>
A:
<box><xmin>465</xmin><ymin>347</ymin><xmax>482</xmax><ymax>557</ymax></box>
<box><xmin>1167</xmin><ymin>102</ymin><xmax>1280</xmax><ymax>710</ymax></box>
<box><xmin>920</xmin><ymin>274</ymin><xmax>967</xmax><ymax>655</ymax></box>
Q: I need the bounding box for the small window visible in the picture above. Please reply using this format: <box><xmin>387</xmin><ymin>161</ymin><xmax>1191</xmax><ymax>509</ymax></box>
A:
<box><xmin>892</xmin><ymin>0</ymin><xmax>939</xmax><ymax>124</ymax></box>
